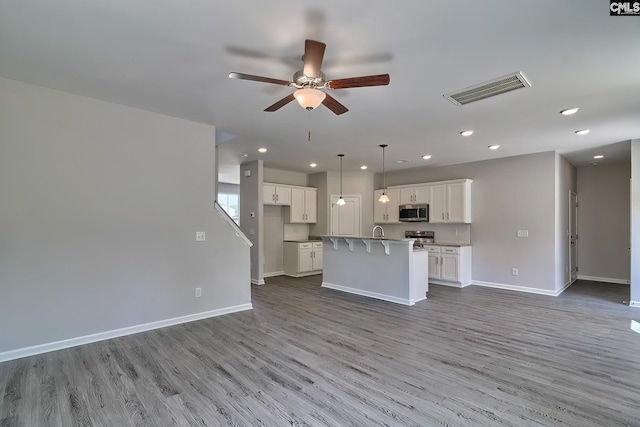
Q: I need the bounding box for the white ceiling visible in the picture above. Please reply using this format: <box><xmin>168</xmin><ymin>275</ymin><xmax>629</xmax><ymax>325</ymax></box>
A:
<box><xmin>1</xmin><ymin>1</ymin><xmax>638</xmax><ymax>184</ymax></box>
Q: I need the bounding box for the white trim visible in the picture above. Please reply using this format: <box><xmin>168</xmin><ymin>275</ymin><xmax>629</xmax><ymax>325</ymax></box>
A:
<box><xmin>263</xmin><ymin>271</ymin><xmax>284</xmax><ymax>278</ymax></box>
<box><xmin>251</xmin><ymin>278</ymin><xmax>265</xmax><ymax>285</ymax></box>
<box><xmin>0</xmin><ymin>303</ymin><xmax>253</xmax><ymax>363</ymax></box>
<box><xmin>557</xmin><ymin>280</ymin><xmax>573</xmax><ymax>295</ymax></box>
<box><xmin>214</xmin><ymin>201</ymin><xmax>253</xmax><ymax>247</ymax></box>
<box><xmin>630</xmin><ymin>301</ymin><xmax>640</xmax><ymax>308</ymax></box>
<box><xmin>285</xmin><ymin>271</ymin><xmax>322</xmax><ymax>278</ymax></box>
<box><xmin>429</xmin><ymin>280</ymin><xmax>466</xmax><ymax>288</ymax></box>
<box><xmin>577</xmin><ymin>275</ymin><xmax>630</xmax><ymax>285</ymax></box>
<box><xmin>322</xmin><ymin>281</ymin><xmax>418</xmax><ymax>306</ymax></box>
<box><xmin>471</xmin><ymin>280</ymin><xmax>560</xmax><ymax>296</ymax></box>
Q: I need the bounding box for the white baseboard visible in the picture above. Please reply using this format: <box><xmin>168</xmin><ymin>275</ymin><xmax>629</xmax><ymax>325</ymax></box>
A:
<box><xmin>0</xmin><ymin>303</ymin><xmax>253</xmax><ymax>363</ymax></box>
<box><xmin>284</xmin><ymin>271</ymin><xmax>322</xmax><ymax>278</ymax></box>
<box><xmin>251</xmin><ymin>278</ymin><xmax>266</xmax><ymax>285</ymax></box>
<box><xmin>577</xmin><ymin>275</ymin><xmax>630</xmax><ymax>285</ymax></box>
<box><xmin>263</xmin><ymin>271</ymin><xmax>284</xmax><ymax>278</ymax></box>
<box><xmin>428</xmin><ymin>280</ymin><xmax>465</xmax><ymax>288</ymax></box>
<box><xmin>322</xmin><ymin>281</ymin><xmax>415</xmax><ymax>306</ymax></box>
<box><xmin>471</xmin><ymin>280</ymin><xmax>560</xmax><ymax>296</ymax></box>
<box><xmin>630</xmin><ymin>301</ymin><xmax>640</xmax><ymax>308</ymax></box>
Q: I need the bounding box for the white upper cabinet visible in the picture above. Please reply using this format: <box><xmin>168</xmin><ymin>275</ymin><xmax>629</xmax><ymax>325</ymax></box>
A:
<box><xmin>263</xmin><ymin>183</ymin><xmax>291</xmax><ymax>205</ymax></box>
<box><xmin>289</xmin><ymin>187</ymin><xmax>317</xmax><ymax>223</ymax></box>
<box><xmin>399</xmin><ymin>185</ymin><xmax>429</xmax><ymax>205</ymax></box>
<box><xmin>428</xmin><ymin>179</ymin><xmax>472</xmax><ymax>223</ymax></box>
<box><xmin>374</xmin><ymin>188</ymin><xmax>400</xmax><ymax>223</ymax></box>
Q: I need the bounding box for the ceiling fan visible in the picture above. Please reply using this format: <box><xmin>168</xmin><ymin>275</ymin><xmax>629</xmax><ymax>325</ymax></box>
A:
<box><xmin>229</xmin><ymin>39</ymin><xmax>390</xmax><ymax>115</ymax></box>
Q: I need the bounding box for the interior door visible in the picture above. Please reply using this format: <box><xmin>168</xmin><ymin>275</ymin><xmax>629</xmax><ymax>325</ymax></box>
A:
<box><xmin>331</xmin><ymin>196</ymin><xmax>361</xmax><ymax>236</ymax></box>
<box><xmin>569</xmin><ymin>191</ymin><xmax>578</xmax><ymax>283</ymax></box>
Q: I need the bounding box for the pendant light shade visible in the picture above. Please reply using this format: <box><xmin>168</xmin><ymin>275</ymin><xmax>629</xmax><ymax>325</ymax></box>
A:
<box><xmin>378</xmin><ymin>144</ymin><xmax>389</xmax><ymax>203</ymax></box>
<box><xmin>294</xmin><ymin>88</ymin><xmax>326</xmax><ymax>110</ymax></box>
<box><xmin>336</xmin><ymin>154</ymin><xmax>346</xmax><ymax>206</ymax></box>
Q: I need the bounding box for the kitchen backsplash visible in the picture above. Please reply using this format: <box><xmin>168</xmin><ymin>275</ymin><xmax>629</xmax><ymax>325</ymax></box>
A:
<box><xmin>381</xmin><ymin>223</ymin><xmax>471</xmax><ymax>244</ymax></box>
<box><xmin>283</xmin><ymin>224</ymin><xmax>310</xmax><ymax>241</ymax></box>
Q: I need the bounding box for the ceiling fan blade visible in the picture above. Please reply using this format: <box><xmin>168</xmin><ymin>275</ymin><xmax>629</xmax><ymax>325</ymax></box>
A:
<box><xmin>264</xmin><ymin>94</ymin><xmax>296</xmax><ymax>112</ymax></box>
<box><xmin>303</xmin><ymin>39</ymin><xmax>326</xmax><ymax>78</ymax></box>
<box><xmin>322</xmin><ymin>93</ymin><xmax>349</xmax><ymax>115</ymax></box>
<box><xmin>328</xmin><ymin>74</ymin><xmax>390</xmax><ymax>89</ymax></box>
<box><xmin>229</xmin><ymin>72</ymin><xmax>291</xmax><ymax>86</ymax></box>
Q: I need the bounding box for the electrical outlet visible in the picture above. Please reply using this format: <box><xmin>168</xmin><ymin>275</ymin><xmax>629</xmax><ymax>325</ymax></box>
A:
<box><xmin>512</xmin><ymin>268</ymin><xmax>519</xmax><ymax>276</ymax></box>
<box><xmin>195</xmin><ymin>231</ymin><xmax>206</xmax><ymax>241</ymax></box>
<box><xmin>195</xmin><ymin>287</ymin><xmax>202</xmax><ymax>298</ymax></box>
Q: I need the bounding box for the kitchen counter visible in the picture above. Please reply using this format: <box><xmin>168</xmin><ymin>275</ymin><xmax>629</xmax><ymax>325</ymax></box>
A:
<box><xmin>320</xmin><ymin>236</ymin><xmax>428</xmax><ymax>306</ymax></box>
<box><xmin>431</xmin><ymin>242</ymin><xmax>472</xmax><ymax>247</ymax></box>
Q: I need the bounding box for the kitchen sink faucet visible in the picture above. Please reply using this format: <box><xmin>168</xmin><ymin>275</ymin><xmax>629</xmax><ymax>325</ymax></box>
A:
<box><xmin>372</xmin><ymin>225</ymin><xmax>385</xmax><ymax>238</ymax></box>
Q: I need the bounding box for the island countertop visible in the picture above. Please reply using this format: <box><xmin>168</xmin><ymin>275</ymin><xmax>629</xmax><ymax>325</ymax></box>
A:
<box><xmin>319</xmin><ymin>235</ymin><xmax>415</xmax><ymax>242</ymax></box>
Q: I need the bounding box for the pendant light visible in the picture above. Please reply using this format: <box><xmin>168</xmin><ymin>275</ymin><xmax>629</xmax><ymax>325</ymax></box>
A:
<box><xmin>336</xmin><ymin>154</ymin><xmax>346</xmax><ymax>206</ymax></box>
<box><xmin>378</xmin><ymin>144</ymin><xmax>390</xmax><ymax>203</ymax></box>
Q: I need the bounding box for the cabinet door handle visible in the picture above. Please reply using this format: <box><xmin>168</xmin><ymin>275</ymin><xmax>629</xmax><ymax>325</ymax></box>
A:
<box><xmin>276</xmin><ymin>194</ymin><xmax>279</xmax><ymax>202</ymax></box>
<box><xmin>442</xmin><ymin>213</ymin><xmax>445</xmax><ymax>220</ymax></box>
<box><xmin>447</xmin><ymin>212</ymin><xmax>450</xmax><ymax>220</ymax></box>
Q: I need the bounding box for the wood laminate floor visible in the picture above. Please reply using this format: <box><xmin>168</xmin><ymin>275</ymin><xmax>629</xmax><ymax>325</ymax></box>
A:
<box><xmin>2</xmin><ymin>277</ymin><xmax>640</xmax><ymax>426</ymax></box>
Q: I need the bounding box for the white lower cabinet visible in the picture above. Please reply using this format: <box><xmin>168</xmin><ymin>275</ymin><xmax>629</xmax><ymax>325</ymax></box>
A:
<box><xmin>425</xmin><ymin>245</ymin><xmax>472</xmax><ymax>287</ymax></box>
<box><xmin>284</xmin><ymin>242</ymin><xmax>323</xmax><ymax>277</ymax></box>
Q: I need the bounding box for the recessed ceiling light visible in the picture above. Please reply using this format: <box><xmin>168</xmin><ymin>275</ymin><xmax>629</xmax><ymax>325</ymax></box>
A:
<box><xmin>309</xmin><ymin>163</ymin><xmax>317</xmax><ymax>168</ymax></box>
<box><xmin>460</xmin><ymin>130</ymin><xmax>474</xmax><ymax>137</ymax></box>
<box><xmin>360</xmin><ymin>165</ymin><xmax>368</xmax><ymax>170</ymax></box>
<box><xmin>422</xmin><ymin>155</ymin><xmax>432</xmax><ymax>160</ymax></box>
<box><xmin>575</xmin><ymin>129</ymin><xmax>590</xmax><ymax>135</ymax></box>
<box><xmin>258</xmin><ymin>147</ymin><xmax>267</xmax><ymax>153</ymax></box>
<box><xmin>560</xmin><ymin>107</ymin><xmax>579</xmax><ymax>116</ymax></box>
<box><xmin>488</xmin><ymin>145</ymin><xmax>500</xmax><ymax>150</ymax></box>
<box><xmin>396</xmin><ymin>159</ymin><xmax>411</xmax><ymax>164</ymax></box>
<box><xmin>593</xmin><ymin>155</ymin><xmax>604</xmax><ymax>159</ymax></box>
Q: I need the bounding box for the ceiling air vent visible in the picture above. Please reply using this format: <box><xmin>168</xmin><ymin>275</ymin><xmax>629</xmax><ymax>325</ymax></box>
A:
<box><xmin>444</xmin><ymin>72</ymin><xmax>531</xmax><ymax>106</ymax></box>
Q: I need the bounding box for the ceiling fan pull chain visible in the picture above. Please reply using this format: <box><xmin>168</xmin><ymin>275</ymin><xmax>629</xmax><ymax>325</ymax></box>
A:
<box><xmin>308</xmin><ymin>110</ymin><xmax>312</xmax><ymax>142</ymax></box>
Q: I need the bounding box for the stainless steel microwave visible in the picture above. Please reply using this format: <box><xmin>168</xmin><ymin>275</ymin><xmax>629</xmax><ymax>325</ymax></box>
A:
<box><xmin>399</xmin><ymin>204</ymin><xmax>429</xmax><ymax>222</ymax></box>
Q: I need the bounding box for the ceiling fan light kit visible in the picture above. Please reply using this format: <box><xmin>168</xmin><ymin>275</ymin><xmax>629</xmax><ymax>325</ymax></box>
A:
<box><xmin>294</xmin><ymin>88</ymin><xmax>326</xmax><ymax>110</ymax></box>
<box><xmin>229</xmin><ymin>39</ymin><xmax>390</xmax><ymax>115</ymax></box>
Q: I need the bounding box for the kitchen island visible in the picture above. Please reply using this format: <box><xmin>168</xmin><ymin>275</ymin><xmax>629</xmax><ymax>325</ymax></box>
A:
<box><xmin>321</xmin><ymin>236</ymin><xmax>428</xmax><ymax>306</ymax></box>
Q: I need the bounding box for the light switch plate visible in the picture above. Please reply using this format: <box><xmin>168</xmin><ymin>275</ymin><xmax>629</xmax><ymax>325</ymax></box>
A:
<box><xmin>195</xmin><ymin>231</ymin><xmax>206</xmax><ymax>241</ymax></box>
<box><xmin>517</xmin><ymin>230</ymin><xmax>529</xmax><ymax>238</ymax></box>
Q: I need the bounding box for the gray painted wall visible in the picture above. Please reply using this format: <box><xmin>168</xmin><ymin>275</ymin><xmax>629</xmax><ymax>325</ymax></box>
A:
<box><xmin>309</xmin><ymin>172</ymin><xmax>329</xmax><ymax>236</ymax></box>
<box><xmin>218</xmin><ymin>182</ymin><xmax>240</xmax><ymax>195</ymax></box>
<box><xmin>0</xmin><ymin>77</ymin><xmax>251</xmax><ymax>354</ymax></box>
<box><xmin>577</xmin><ymin>161</ymin><xmax>630</xmax><ymax>283</ymax></box>
<box><xmin>240</xmin><ymin>161</ymin><xmax>263</xmax><ymax>284</ymax></box>
<box><xmin>380</xmin><ymin>151</ymin><xmax>559</xmax><ymax>292</ymax></box>
<box><xmin>264</xmin><ymin>168</ymin><xmax>308</xmax><ymax>186</ymax></box>
<box><xmin>264</xmin><ymin>205</ymin><xmax>285</xmax><ymax>274</ymax></box>
<box><xmin>309</xmin><ymin>170</ymin><xmax>374</xmax><ymax>236</ymax></box>
<box><xmin>630</xmin><ymin>139</ymin><xmax>640</xmax><ymax>305</ymax></box>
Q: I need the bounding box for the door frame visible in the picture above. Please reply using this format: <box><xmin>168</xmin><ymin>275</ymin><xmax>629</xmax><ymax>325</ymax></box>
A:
<box><xmin>569</xmin><ymin>191</ymin><xmax>578</xmax><ymax>284</ymax></box>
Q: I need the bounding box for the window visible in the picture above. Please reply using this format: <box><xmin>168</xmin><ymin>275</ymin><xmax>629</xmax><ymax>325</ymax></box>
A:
<box><xmin>218</xmin><ymin>193</ymin><xmax>239</xmax><ymax>224</ymax></box>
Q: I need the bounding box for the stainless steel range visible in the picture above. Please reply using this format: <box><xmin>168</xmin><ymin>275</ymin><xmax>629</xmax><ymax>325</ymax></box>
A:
<box><xmin>405</xmin><ymin>230</ymin><xmax>434</xmax><ymax>248</ymax></box>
